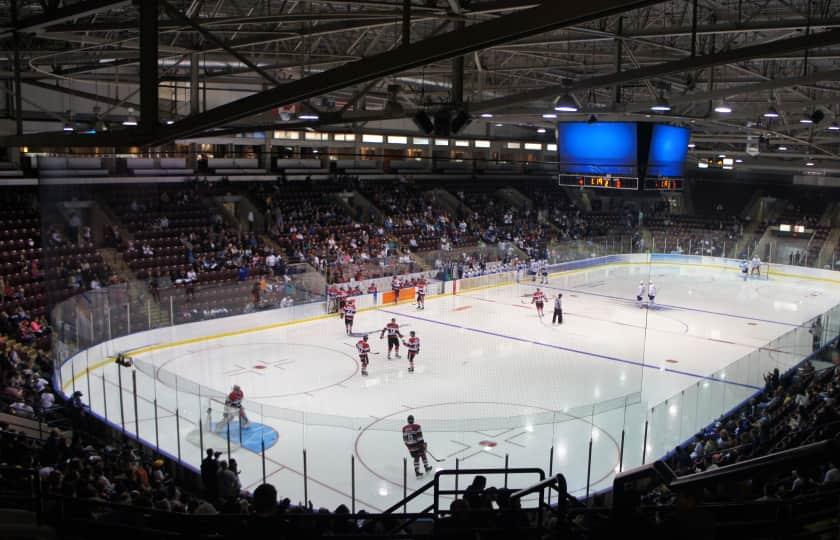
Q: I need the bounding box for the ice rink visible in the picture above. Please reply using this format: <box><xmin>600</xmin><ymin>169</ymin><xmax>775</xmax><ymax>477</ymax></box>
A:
<box><xmin>71</xmin><ymin>260</ymin><xmax>840</xmax><ymax>511</ymax></box>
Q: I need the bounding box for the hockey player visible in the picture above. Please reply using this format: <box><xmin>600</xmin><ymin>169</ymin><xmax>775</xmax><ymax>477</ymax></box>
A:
<box><xmin>380</xmin><ymin>317</ymin><xmax>403</xmax><ymax>359</ymax></box>
<box><xmin>647</xmin><ymin>281</ymin><xmax>657</xmax><ymax>306</ymax></box>
<box><xmin>532</xmin><ymin>288</ymin><xmax>546</xmax><ymax>317</ymax></box>
<box><xmin>402</xmin><ymin>331</ymin><xmax>420</xmax><ymax>372</ymax></box>
<box><xmin>402</xmin><ymin>415</ymin><xmax>433</xmax><ymax>478</ymax></box>
<box><xmin>337</xmin><ymin>287</ymin><xmax>348</xmax><ymax>317</ymax></box>
<box><xmin>540</xmin><ymin>263</ymin><xmax>549</xmax><ymax>284</ymax></box>
<box><xmin>217</xmin><ymin>384</ymin><xmax>249</xmax><ymax>431</ymax></box>
<box><xmin>416</xmin><ymin>281</ymin><xmax>426</xmax><ymax>310</ymax></box>
<box><xmin>750</xmin><ymin>256</ymin><xmax>761</xmax><ymax>277</ymax></box>
<box><xmin>740</xmin><ymin>260</ymin><xmax>749</xmax><ymax>281</ymax></box>
<box><xmin>356</xmin><ymin>334</ymin><xmax>371</xmax><ymax>376</ymax></box>
<box><xmin>342</xmin><ymin>299</ymin><xmax>356</xmax><ymax>335</ymax></box>
<box><xmin>391</xmin><ymin>276</ymin><xmax>401</xmax><ymax>304</ymax></box>
<box><xmin>636</xmin><ymin>281</ymin><xmax>646</xmax><ymax>306</ymax></box>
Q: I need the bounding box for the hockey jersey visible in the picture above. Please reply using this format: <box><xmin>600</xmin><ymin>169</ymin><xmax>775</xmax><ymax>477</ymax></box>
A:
<box><xmin>404</xmin><ymin>336</ymin><xmax>420</xmax><ymax>353</ymax></box>
<box><xmin>402</xmin><ymin>423</ymin><xmax>425</xmax><ymax>452</ymax></box>
<box><xmin>381</xmin><ymin>322</ymin><xmax>401</xmax><ymax>338</ymax></box>
<box><xmin>356</xmin><ymin>340</ymin><xmax>370</xmax><ymax>356</ymax></box>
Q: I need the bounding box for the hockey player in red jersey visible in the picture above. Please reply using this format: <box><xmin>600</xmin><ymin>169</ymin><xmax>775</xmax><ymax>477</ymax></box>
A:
<box><xmin>343</xmin><ymin>298</ymin><xmax>356</xmax><ymax>335</ymax></box>
<box><xmin>402</xmin><ymin>331</ymin><xmax>420</xmax><ymax>373</ymax></box>
<box><xmin>337</xmin><ymin>287</ymin><xmax>348</xmax><ymax>317</ymax></box>
<box><xmin>402</xmin><ymin>415</ymin><xmax>433</xmax><ymax>478</ymax></box>
<box><xmin>380</xmin><ymin>317</ymin><xmax>403</xmax><ymax>359</ymax></box>
<box><xmin>532</xmin><ymin>288</ymin><xmax>546</xmax><ymax>317</ymax></box>
<box><xmin>217</xmin><ymin>384</ymin><xmax>250</xmax><ymax>431</ymax></box>
<box><xmin>356</xmin><ymin>334</ymin><xmax>371</xmax><ymax>376</ymax></box>
<box><xmin>415</xmin><ymin>281</ymin><xmax>426</xmax><ymax>310</ymax></box>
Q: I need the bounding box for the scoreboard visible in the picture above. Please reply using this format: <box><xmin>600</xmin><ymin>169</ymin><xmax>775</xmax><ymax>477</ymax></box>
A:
<box><xmin>643</xmin><ymin>178</ymin><xmax>683</xmax><ymax>191</ymax></box>
<box><xmin>559</xmin><ymin>175</ymin><xmax>684</xmax><ymax>191</ymax></box>
<box><xmin>558</xmin><ymin>175</ymin><xmax>639</xmax><ymax>190</ymax></box>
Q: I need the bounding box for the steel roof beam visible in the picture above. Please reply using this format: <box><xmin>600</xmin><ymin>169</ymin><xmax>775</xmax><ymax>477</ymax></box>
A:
<box><xmin>473</xmin><ymin>28</ymin><xmax>840</xmax><ymax>113</ymax></box>
<box><xmin>0</xmin><ymin>0</ymin><xmax>133</xmax><ymax>38</ymax></box>
<box><xmin>149</xmin><ymin>0</ymin><xmax>662</xmax><ymax>144</ymax></box>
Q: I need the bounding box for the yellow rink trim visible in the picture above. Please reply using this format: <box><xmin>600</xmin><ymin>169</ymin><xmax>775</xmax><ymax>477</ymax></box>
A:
<box><xmin>62</xmin><ymin>260</ymin><xmax>840</xmax><ymax>391</ymax></box>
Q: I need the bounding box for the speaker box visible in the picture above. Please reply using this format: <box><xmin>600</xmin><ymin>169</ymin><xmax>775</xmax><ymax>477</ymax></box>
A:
<box><xmin>412</xmin><ymin>111</ymin><xmax>434</xmax><ymax>134</ymax></box>
<box><xmin>451</xmin><ymin>111</ymin><xmax>472</xmax><ymax>134</ymax></box>
<box><xmin>433</xmin><ymin>109</ymin><xmax>451</xmax><ymax>137</ymax></box>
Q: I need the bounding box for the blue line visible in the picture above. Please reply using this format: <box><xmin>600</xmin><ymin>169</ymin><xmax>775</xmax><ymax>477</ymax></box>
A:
<box><xmin>378</xmin><ymin>308</ymin><xmax>762</xmax><ymax>391</ymax></box>
<box><xmin>529</xmin><ymin>283</ymin><xmax>803</xmax><ymax>328</ymax></box>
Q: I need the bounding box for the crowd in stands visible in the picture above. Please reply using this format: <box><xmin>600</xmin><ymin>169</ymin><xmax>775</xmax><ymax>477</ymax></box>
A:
<box><xmin>2</xmin><ymin>178</ymin><xmax>840</xmax><ymax>538</ymax></box>
<box><xmin>650</xmin><ymin>340</ymin><xmax>840</xmax><ymax>509</ymax></box>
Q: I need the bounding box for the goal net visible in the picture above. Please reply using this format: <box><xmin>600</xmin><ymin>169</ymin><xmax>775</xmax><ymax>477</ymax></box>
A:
<box><xmin>753</xmin><ymin>262</ymin><xmax>771</xmax><ymax>280</ymax></box>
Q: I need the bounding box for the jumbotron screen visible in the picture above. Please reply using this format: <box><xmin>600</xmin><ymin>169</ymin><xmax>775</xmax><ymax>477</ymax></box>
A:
<box><xmin>646</xmin><ymin>124</ymin><xmax>690</xmax><ymax>178</ymax></box>
<box><xmin>555</xmin><ymin>122</ymin><xmax>638</xmax><ymax>176</ymax></box>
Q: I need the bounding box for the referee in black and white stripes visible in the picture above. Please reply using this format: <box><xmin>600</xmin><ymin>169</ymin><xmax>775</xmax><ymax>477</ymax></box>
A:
<box><xmin>552</xmin><ymin>294</ymin><xmax>563</xmax><ymax>325</ymax></box>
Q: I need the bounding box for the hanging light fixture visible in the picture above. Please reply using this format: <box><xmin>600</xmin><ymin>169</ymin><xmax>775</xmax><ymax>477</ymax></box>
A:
<box><xmin>122</xmin><ymin>107</ymin><xmax>138</xmax><ymax>126</ymax></box>
<box><xmin>799</xmin><ymin>113</ymin><xmax>813</xmax><ymax>124</ymax></box>
<box><xmin>480</xmin><ymin>113</ymin><xmax>493</xmax><ymax>118</ymax></box>
<box><xmin>714</xmin><ymin>101</ymin><xmax>732</xmax><ymax>114</ymax></box>
<box><xmin>650</xmin><ymin>93</ymin><xmax>671</xmax><ymax>112</ymax></box>
<box><xmin>553</xmin><ymin>93</ymin><xmax>578</xmax><ymax>112</ymax></box>
<box><xmin>828</xmin><ymin>123</ymin><xmax>840</xmax><ymax>131</ymax></box>
<box><xmin>63</xmin><ymin>110</ymin><xmax>75</xmax><ymax>132</ymax></box>
<box><xmin>298</xmin><ymin>113</ymin><xmax>319</xmax><ymax>121</ymax></box>
<box><xmin>763</xmin><ymin>105</ymin><xmax>780</xmax><ymax>118</ymax></box>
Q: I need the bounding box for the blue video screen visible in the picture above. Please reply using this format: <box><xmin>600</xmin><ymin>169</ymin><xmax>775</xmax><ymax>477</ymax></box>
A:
<box><xmin>647</xmin><ymin>124</ymin><xmax>690</xmax><ymax>178</ymax></box>
<box><xmin>556</xmin><ymin>122</ymin><xmax>637</xmax><ymax>176</ymax></box>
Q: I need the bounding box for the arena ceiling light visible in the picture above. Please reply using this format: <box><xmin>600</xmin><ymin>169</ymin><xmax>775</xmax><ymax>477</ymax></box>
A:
<box><xmin>554</xmin><ymin>93</ymin><xmax>578</xmax><ymax>112</ymax></box>
<box><xmin>537</xmin><ymin>128</ymin><xmax>547</xmax><ymax>133</ymax></box>
<box><xmin>122</xmin><ymin>108</ymin><xmax>138</xmax><ymax>127</ymax></box>
<box><xmin>687</xmin><ymin>143</ymin><xmax>696</xmax><ymax>148</ymax></box>
<box><xmin>480</xmin><ymin>113</ymin><xmax>493</xmax><ymax>118</ymax></box>
<box><xmin>778</xmin><ymin>145</ymin><xmax>788</xmax><ymax>151</ymax></box>
<box><xmin>799</xmin><ymin>115</ymin><xmax>813</xmax><ymax>124</ymax></box>
<box><xmin>827</xmin><ymin>123</ymin><xmax>840</xmax><ymax>131</ymax></box>
<box><xmin>763</xmin><ymin>106</ymin><xmax>780</xmax><ymax>118</ymax></box>
<box><xmin>713</xmin><ymin>101</ymin><xmax>732</xmax><ymax>114</ymax></box>
<box><xmin>298</xmin><ymin>113</ymin><xmax>320</xmax><ymax>121</ymax></box>
<box><xmin>805</xmin><ymin>161</ymin><xmax>815</xmax><ymax>166</ymax></box>
<box><xmin>650</xmin><ymin>94</ymin><xmax>671</xmax><ymax>112</ymax></box>
<box><xmin>542</xmin><ymin>113</ymin><xmax>557</xmax><ymax>119</ymax></box>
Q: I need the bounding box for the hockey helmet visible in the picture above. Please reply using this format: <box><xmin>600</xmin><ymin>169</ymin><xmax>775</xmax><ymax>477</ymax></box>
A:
<box><xmin>407</xmin><ymin>415</ymin><xmax>415</xmax><ymax>424</ymax></box>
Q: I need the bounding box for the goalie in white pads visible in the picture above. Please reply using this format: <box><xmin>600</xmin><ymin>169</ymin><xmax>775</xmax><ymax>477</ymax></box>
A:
<box><xmin>216</xmin><ymin>384</ymin><xmax>250</xmax><ymax>431</ymax></box>
<box><xmin>750</xmin><ymin>257</ymin><xmax>762</xmax><ymax>277</ymax></box>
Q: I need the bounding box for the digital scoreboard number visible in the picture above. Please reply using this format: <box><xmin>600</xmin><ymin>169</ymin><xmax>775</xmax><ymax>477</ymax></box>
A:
<box><xmin>643</xmin><ymin>178</ymin><xmax>684</xmax><ymax>191</ymax></box>
<box><xmin>558</xmin><ymin>175</ymin><xmax>639</xmax><ymax>190</ymax></box>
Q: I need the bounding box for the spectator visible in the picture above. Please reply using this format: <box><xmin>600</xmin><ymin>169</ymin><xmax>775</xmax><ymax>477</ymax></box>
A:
<box><xmin>822</xmin><ymin>462</ymin><xmax>840</xmax><ymax>485</ymax></box>
<box><xmin>201</xmin><ymin>449</ymin><xmax>219</xmax><ymax>500</ymax></box>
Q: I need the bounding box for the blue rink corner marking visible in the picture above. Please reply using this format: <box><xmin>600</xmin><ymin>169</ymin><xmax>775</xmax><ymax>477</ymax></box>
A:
<box><xmin>208</xmin><ymin>422</ymin><xmax>280</xmax><ymax>452</ymax></box>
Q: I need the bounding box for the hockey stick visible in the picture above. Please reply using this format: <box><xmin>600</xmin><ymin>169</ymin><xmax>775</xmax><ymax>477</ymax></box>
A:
<box><xmin>425</xmin><ymin>447</ymin><xmax>445</xmax><ymax>462</ymax></box>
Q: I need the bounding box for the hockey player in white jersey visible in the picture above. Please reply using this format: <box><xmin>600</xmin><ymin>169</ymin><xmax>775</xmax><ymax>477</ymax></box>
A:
<box><xmin>740</xmin><ymin>260</ymin><xmax>749</xmax><ymax>281</ymax></box>
<box><xmin>636</xmin><ymin>281</ymin><xmax>646</xmax><ymax>306</ymax></box>
<box><xmin>750</xmin><ymin>256</ymin><xmax>761</xmax><ymax>277</ymax></box>
<box><xmin>647</xmin><ymin>281</ymin><xmax>657</xmax><ymax>306</ymax></box>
